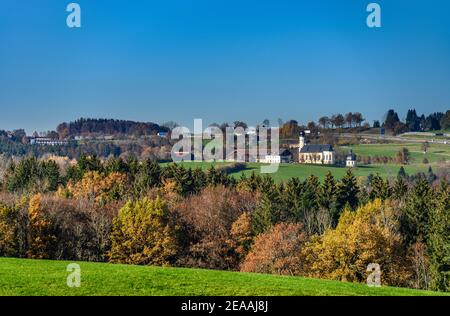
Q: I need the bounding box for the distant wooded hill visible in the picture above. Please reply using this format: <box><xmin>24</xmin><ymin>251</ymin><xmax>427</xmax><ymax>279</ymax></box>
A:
<box><xmin>56</xmin><ymin>118</ymin><xmax>169</xmax><ymax>138</ymax></box>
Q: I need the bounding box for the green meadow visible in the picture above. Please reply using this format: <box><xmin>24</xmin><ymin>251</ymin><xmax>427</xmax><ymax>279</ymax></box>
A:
<box><xmin>0</xmin><ymin>258</ymin><xmax>446</xmax><ymax>296</ymax></box>
<box><xmin>164</xmin><ymin>143</ymin><xmax>449</xmax><ymax>182</ymax></box>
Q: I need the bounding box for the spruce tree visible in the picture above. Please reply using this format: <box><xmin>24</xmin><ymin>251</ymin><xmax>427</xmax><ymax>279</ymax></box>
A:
<box><xmin>192</xmin><ymin>168</ymin><xmax>207</xmax><ymax>193</ymax></box>
<box><xmin>321</xmin><ymin>172</ymin><xmax>336</xmax><ymax>210</ymax></box>
<box><xmin>252</xmin><ymin>195</ymin><xmax>275</xmax><ymax>235</ymax></box>
<box><xmin>369</xmin><ymin>174</ymin><xmax>391</xmax><ymax>201</ymax></box>
<box><xmin>133</xmin><ymin>159</ymin><xmax>162</xmax><ymax>197</ymax></box>
<box><xmin>397</xmin><ymin>166</ymin><xmax>408</xmax><ymax>180</ymax></box>
<box><xmin>105</xmin><ymin>157</ymin><xmax>128</xmax><ymax>174</ymax></box>
<box><xmin>206</xmin><ymin>166</ymin><xmax>220</xmax><ymax>186</ymax></box>
<box><xmin>283</xmin><ymin>177</ymin><xmax>304</xmax><ymax>222</ymax></box>
<box><xmin>392</xmin><ymin>177</ymin><xmax>408</xmax><ymax>200</ymax></box>
<box><xmin>336</xmin><ymin>169</ymin><xmax>359</xmax><ymax>211</ymax></box>
<box><xmin>40</xmin><ymin>160</ymin><xmax>61</xmax><ymax>192</ymax></box>
<box><xmin>402</xmin><ymin>177</ymin><xmax>432</xmax><ymax>244</ymax></box>
<box><xmin>301</xmin><ymin>175</ymin><xmax>322</xmax><ymax>234</ymax></box>
<box><xmin>427</xmin><ymin>180</ymin><xmax>450</xmax><ymax>291</ymax></box>
<box><xmin>427</xmin><ymin>166</ymin><xmax>437</xmax><ymax>184</ymax></box>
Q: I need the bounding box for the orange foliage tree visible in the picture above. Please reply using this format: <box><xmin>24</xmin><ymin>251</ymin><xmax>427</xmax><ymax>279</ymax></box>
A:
<box><xmin>240</xmin><ymin>223</ymin><xmax>307</xmax><ymax>276</ymax></box>
<box><xmin>228</xmin><ymin>212</ymin><xmax>254</xmax><ymax>260</ymax></box>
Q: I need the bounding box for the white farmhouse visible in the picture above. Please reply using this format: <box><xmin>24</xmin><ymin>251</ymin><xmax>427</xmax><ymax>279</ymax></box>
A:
<box><xmin>261</xmin><ymin>149</ymin><xmax>293</xmax><ymax>164</ymax></box>
<box><xmin>30</xmin><ymin>137</ymin><xmax>68</xmax><ymax>146</ymax></box>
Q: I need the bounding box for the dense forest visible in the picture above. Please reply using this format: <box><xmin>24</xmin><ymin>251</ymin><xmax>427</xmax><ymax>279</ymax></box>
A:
<box><xmin>0</xmin><ymin>133</ymin><xmax>171</xmax><ymax>160</ymax></box>
<box><xmin>56</xmin><ymin>118</ymin><xmax>169</xmax><ymax>138</ymax></box>
<box><xmin>0</xmin><ymin>155</ymin><xmax>448</xmax><ymax>292</ymax></box>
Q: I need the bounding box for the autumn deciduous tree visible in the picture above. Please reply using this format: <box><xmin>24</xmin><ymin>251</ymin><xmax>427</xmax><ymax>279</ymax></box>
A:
<box><xmin>302</xmin><ymin>199</ymin><xmax>411</xmax><ymax>287</ymax></box>
<box><xmin>240</xmin><ymin>223</ymin><xmax>307</xmax><ymax>276</ymax></box>
<box><xmin>228</xmin><ymin>212</ymin><xmax>254</xmax><ymax>260</ymax></box>
<box><xmin>396</xmin><ymin>148</ymin><xmax>411</xmax><ymax>165</ymax></box>
<box><xmin>176</xmin><ymin>186</ymin><xmax>258</xmax><ymax>270</ymax></box>
<box><xmin>109</xmin><ymin>197</ymin><xmax>179</xmax><ymax>266</ymax></box>
<box><xmin>66</xmin><ymin>171</ymin><xmax>129</xmax><ymax>203</ymax></box>
<box><xmin>407</xmin><ymin>239</ymin><xmax>431</xmax><ymax>290</ymax></box>
<box><xmin>27</xmin><ymin>194</ymin><xmax>57</xmax><ymax>259</ymax></box>
<box><xmin>36</xmin><ymin>195</ymin><xmax>119</xmax><ymax>262</ymax></box>
<box><xmin>0</xmin><ymin>203</ymin><xmax>23</xmax><ymax>257</ymax></box>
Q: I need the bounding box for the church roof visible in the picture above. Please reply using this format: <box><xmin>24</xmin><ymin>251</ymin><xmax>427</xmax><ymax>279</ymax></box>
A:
<box><xmin>266</xmin><ymin>149</ymin><xmax>292</xmax><ymax>156</ymax></box>
<box><xmin>347</xmin><ymin>150</ymin><xmax>357</xmax><ymax>160</ymax></box>
<box><xmin>280</xmin><ymin>149</ymin><xmax>293</xmax><ymax>156</ymax></box>
<box><xmin>300</xmin><ymin>144</ymin><xmax>333</xmax><ymax>153</ymax></box>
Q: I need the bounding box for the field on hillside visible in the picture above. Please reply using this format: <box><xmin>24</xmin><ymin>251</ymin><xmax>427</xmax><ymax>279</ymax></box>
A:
<box><xmin>400</xmin><ymin>134</ymin><xmax>450</xmax><ymax>141</ymax></box>
<box><xmin>164</xmin><ymin>143</ymin><xmax>449</xmax><ymax>182</ymax></box>
<box><xmin>0</xmin><ymin>258</ymin><xmax>446</xmax><ymax>296</ymax></box>
<box><xmin>349</xmin><ymin>143</ymin><xmax>449</xmax><ymax>164</ymax></box>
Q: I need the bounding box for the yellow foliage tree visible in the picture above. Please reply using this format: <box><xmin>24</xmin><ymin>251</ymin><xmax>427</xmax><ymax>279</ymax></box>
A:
<box><xmin>302</xmin><ymin>199</ymin><xmax>411</xmax><ymax>287</ymax></box>
<box><xmin>0</xmin><ymin>204</ymin><xmax>20</xmax><ymax>256</ymax></box>
<box><xmin>108</xmin><ymin>197</ymin><xmax>179</xmax><ymax>266</ymax></box>
<box><xmin>67</xmin><ymin>171</ymin><xmax>128</xmax><ymax>203</ymax></box>
<box><xmin>27</xmin><ymin>194</ymin><xmax>57</xmax><ymax>259</ymax></box>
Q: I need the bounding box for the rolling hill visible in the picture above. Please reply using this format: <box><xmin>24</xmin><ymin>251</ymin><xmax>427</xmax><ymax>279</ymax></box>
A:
<box><xmin>0</xmin><ymin>258</ymin><xmax>447</xmax><ymax>296</ymax></box>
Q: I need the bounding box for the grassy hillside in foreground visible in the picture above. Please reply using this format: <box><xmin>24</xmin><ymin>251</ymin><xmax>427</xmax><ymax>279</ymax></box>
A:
<box><xmin>0</xmin><ymin>258</ymin><xmax>447</xmax><ymax>296</ymax></box>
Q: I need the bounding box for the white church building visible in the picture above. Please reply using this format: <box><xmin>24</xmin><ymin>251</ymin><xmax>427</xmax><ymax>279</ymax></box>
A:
<box><xmin>298</xmin><ymin>131</ymin><xmax>335</xmax><ymax>165</ymax></box>
<box><xmin>346</xmin><ymin>150</ymin><xmax>357</xmax><ymax>168</ymax></box>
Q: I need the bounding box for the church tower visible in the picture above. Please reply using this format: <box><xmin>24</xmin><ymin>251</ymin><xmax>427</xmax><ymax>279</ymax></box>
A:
<box><xmin>299</xmin><ymin>131</ymin><xmax>306</xmax><ymax>150</ymax></box>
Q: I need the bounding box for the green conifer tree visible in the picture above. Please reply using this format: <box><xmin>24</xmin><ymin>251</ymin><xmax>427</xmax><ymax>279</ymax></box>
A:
<box><xmin>427</xmin><ymin>181</ymin><xmax>450</xmax><ymax>291</ymax></box>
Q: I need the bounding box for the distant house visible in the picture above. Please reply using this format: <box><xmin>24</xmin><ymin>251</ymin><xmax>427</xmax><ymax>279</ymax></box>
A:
<box><xmin>157</xmin><ymin>132</ymin><xmax>168</xmax><ymax>138</ymax></box>
<box><xmin>74</xmin><ymin>135</ymin><xmax>93</xmax><ymax>141</ymax></box>
<box><xmin>298</xmin><ymin>132</ymin><xmax>335</xmax><ymax>164</ymax></box>
<box><xmin>172</xmin><ymin>151</ymin><xmax>194</xmax><ymax>161</ymax></box>
<box><xmin>346</xmin><ymin>150</ymin><xmax>357</xmax><ymax>168</ymax></box>
<box><xmin>30</xmin><ymin>137</ymin><xmax>68</xmax><ymax>146</ymax></box>
<box><xmin>261</xmin><ymin>149</ymin><xmax>293</xmax><ymax>164</ymax></box>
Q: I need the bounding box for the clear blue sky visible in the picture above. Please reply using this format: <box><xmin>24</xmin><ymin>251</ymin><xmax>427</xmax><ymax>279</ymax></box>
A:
<box><xmin>0</xmin><ymin>0</ymin><xmax>449</xmax><ymax>133</ymax></box>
